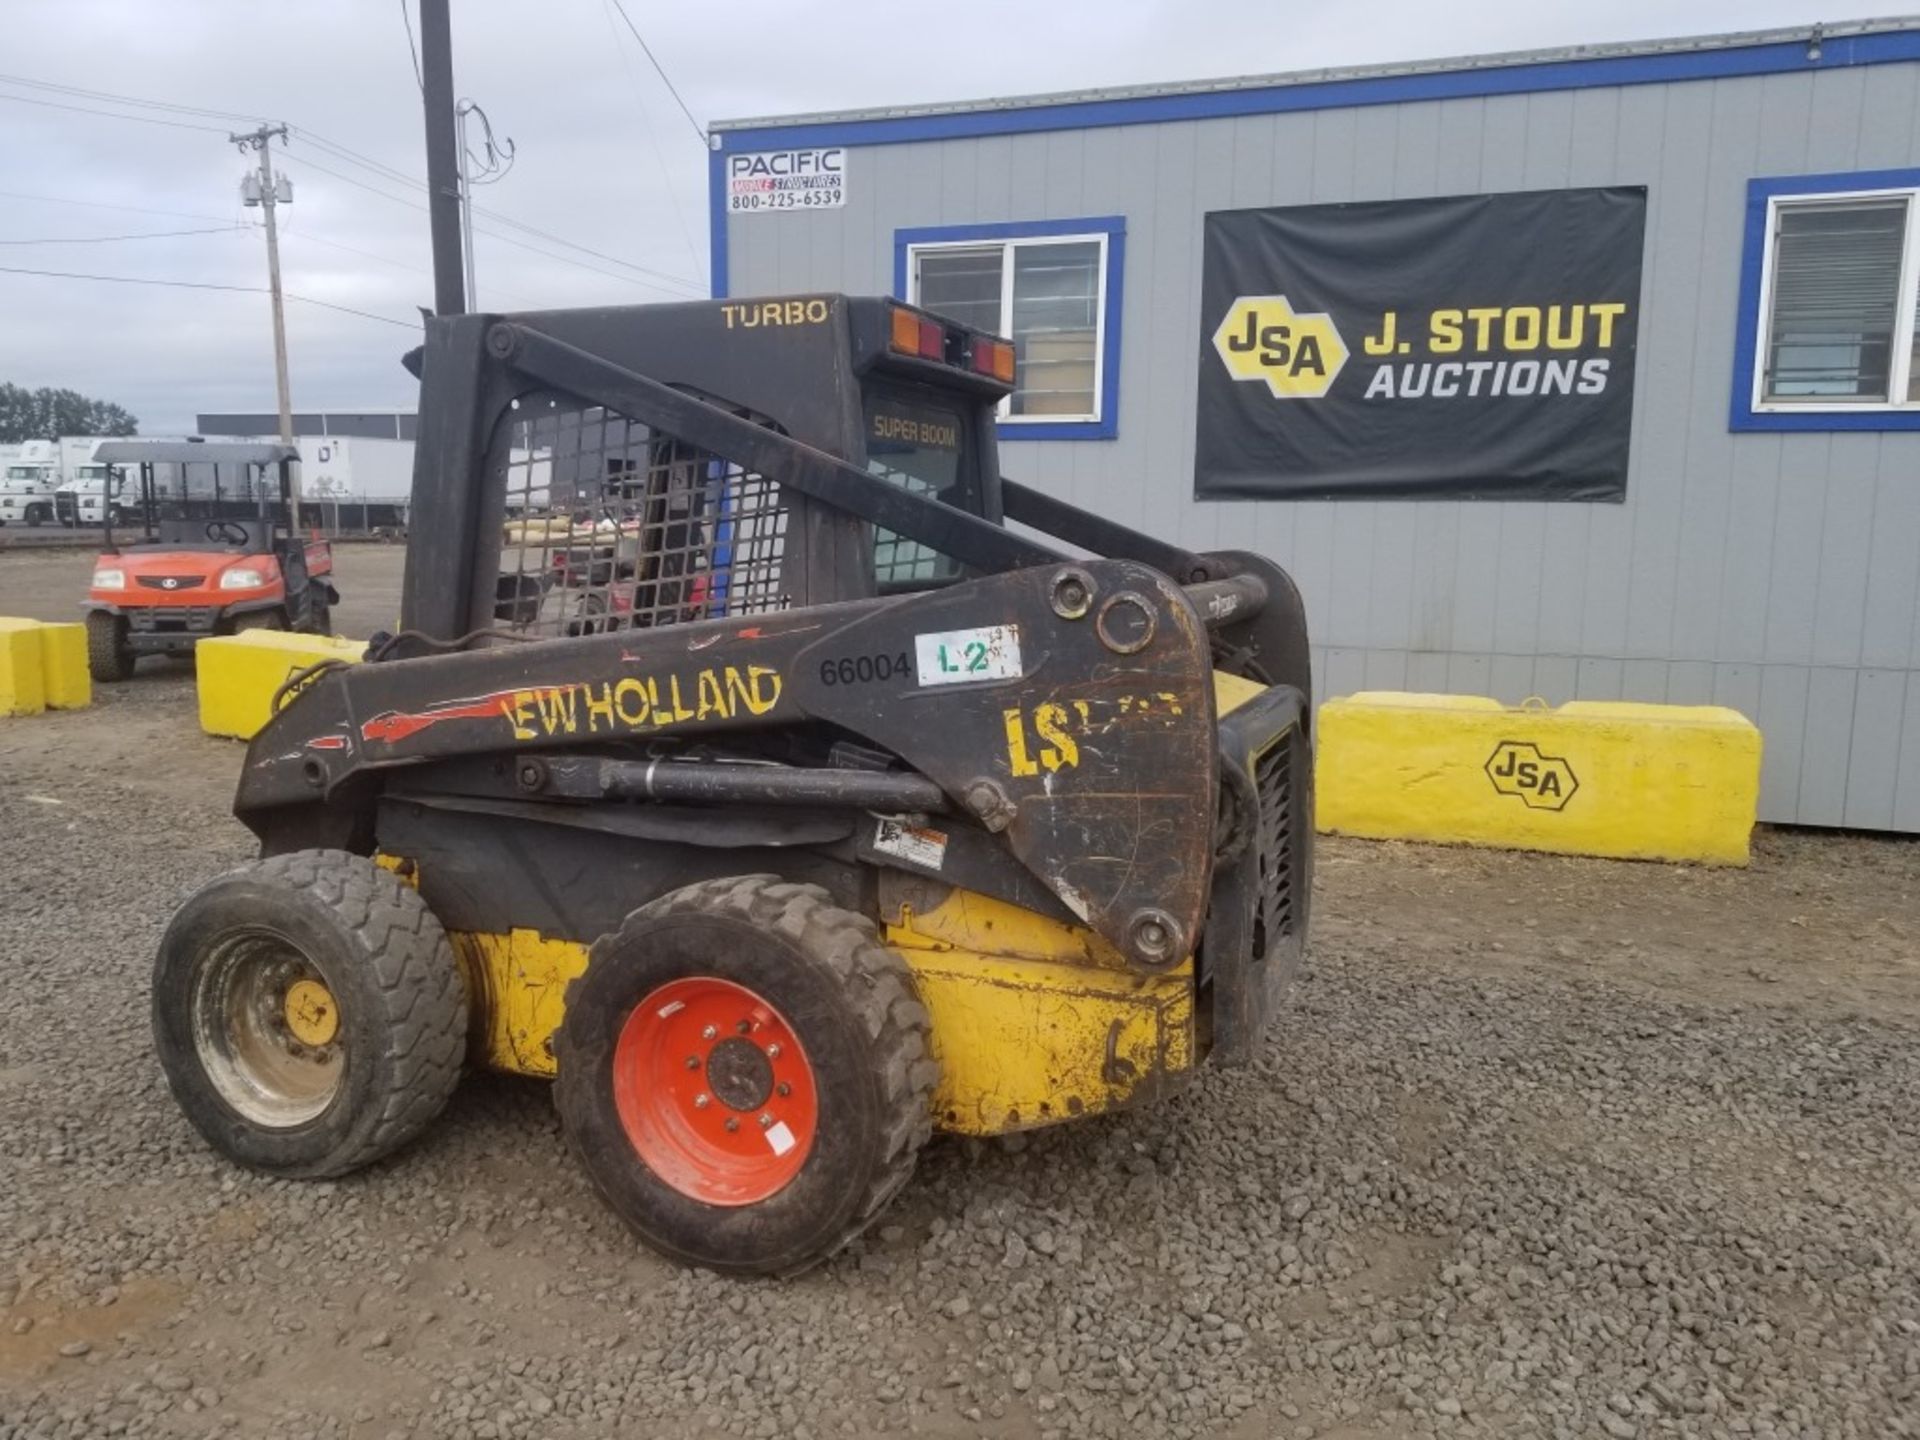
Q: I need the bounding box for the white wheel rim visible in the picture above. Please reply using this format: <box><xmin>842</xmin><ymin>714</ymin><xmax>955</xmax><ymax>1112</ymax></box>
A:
<box><xmin>189</xmin><ymin>930</ymin><xmax>344</xmax><ymax>1127</ymax></box>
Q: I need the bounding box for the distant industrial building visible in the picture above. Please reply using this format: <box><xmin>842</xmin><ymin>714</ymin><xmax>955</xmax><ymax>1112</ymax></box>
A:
<box><xmin>198</xmin><ymin>409</ymin><xmax>418</xmax><ymax>442</ymax></box>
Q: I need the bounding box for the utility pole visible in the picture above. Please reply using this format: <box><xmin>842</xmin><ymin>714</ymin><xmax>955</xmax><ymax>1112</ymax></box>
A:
<box><xmin>232</xmin><ymin>121</ymin><xmax>300</xmax><ymax>532</ymax></box>
<box><xmin>456</xmin><ymin>99</ymin><xmax>479</xmax><ymax>312</ymax></box>
<box><xmin>418</xmin><ymin>0</ymin><xmax>466</xmax><ymax>315</ymax></box>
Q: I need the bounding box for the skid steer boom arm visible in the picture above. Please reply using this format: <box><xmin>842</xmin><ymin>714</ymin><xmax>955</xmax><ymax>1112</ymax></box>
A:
<box><xmin>241</xmin><ymin>557</ymin><xmax>1226</xmax><ymax>971</ymax></box>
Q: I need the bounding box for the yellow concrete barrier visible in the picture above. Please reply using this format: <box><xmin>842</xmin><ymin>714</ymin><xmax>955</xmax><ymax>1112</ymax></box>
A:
<box><xmin>0</xmin><ymin>620</ymin><xmax>45</xmax><ymax>716</ymax></box>
<box><xmin>0</xmin><ymin>617</ymin><xmax>91</xmax><ymax>716</ymax></box>
<box><xmin>36</xmin><ymin>624</ymin><xmax>89</xmax><ymax>710</ymax></box>
<box><xmin>197</xmin><ymin>630</ymin><xmax>366</xmax><ymax>740</ymax></box>
<box><xmin>1316</xmin><ymin>692</ymin><xmax>1762</xmax><ymax>866</ymax></box>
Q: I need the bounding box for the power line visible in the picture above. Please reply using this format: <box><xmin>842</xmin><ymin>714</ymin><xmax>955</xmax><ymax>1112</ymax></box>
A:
<box><xmin>0</xmin><ymin>89</ymin><xmax>232</xmax><ymax>133</ymax></box>
<box><xmin>0</xmin><ymin>71</ymin><xmax>265</xmax><ymax>124</ymax></box>
<box><xmin>0</xmin><ymin>263</ymin><xmax>420</xmax><ymax>330</ymax></box>
<box><xmin>277</xmin><ymin>220</ymin><xmax>544</xmax><ymax>310</ymax></box>
<box><xmin>285</xmin><ymin>136</ymin><xmax>701</xmax><ymax>291</ymax></box>
<box><xmin>468</xmin><ymin>205</ymin><xmax>704</xmax><ymax>291</ymax></box>
<box><xmin>0</xmin><ymin>189</ymin><xmax>241</xmax><ymax>226</ymax></box>
<box><xmin>0</xmin><ymin>67</ymin><xmax>706</xmax><ymax>295</ymax></box>
<box><xmin>397</xmin><ymin>0</ymin><xmax>424</xmax><ymax>91</ymax></box>
<box><xmin>605</xmin><ymin>0</ymin><xmax>706</xmax><ymax>143</ymax></box>
<box><xmin>289</xmin><ymin>150</ymin><xmax>703</xmax><ymax>297</ymax></box>
<box><xmin>0</xmin><ymin>224</ymin><xmax>250</xmax><ymax>246</ymax></box>
<box><xmin>599</xmin><ymin>0</ymin><xmax>702</xmax><ymax>276</ymax></box>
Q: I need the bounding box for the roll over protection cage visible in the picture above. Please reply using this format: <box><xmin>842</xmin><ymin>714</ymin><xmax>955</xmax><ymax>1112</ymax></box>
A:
<box><xmin>395</xmin><ymin>297</ymin><xmax>1311</xmax><ymax>712</ymax></box>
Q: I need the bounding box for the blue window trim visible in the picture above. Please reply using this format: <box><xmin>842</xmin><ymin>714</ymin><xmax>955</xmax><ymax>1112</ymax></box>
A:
<box><xmin>1730</xmin><ymin>167</ymin><xmax>1920</xmax><ymax>433</ymax></box>
<box><xmin>891</xmin><ymin>217</ymin><xmax>1125</xmax><ymax>443</ymax></box>
<box><xmin>709</xmin><ymin>29</ymin><xmax>1920</xmax><ymax>297</ymax></box>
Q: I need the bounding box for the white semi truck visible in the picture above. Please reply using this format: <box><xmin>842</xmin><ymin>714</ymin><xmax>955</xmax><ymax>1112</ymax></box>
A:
<box><xmin>1</xmin><ymin>440</ymin><xmax>63</xmax><ymax>526</ymax></box>
<box><xmin>0</xmin><ymin>438</ymin><xmax>122</xmax><ymax>527</ymax></box>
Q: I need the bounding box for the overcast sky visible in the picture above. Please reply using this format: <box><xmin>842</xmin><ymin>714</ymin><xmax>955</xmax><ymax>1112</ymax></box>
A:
<box><xmin>0</xmin><ymin>1</ymin><xmax>1897</xmax><ymax>434</ymax></box>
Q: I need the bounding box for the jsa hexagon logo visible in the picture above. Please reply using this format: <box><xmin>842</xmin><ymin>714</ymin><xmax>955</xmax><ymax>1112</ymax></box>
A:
<box><xmin>1212</xmin><ymin>295</ymin><xmax>1350</xmax><ymax>399</ymax></box>
<box><xmin>1485</xmin><ymin>740</ymin><xmax>1579</xmax><ymax>811</ymax></box>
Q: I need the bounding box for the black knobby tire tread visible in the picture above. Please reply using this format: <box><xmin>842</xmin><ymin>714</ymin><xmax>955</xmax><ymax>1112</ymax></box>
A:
<box><xmin>249</xmin><ymin>850</ymin><xmax>466</xmax><ymax>1175</ymax></box>
<box><xmin>566</xmin><ymin>874</ymin><xmax>936</xmax><ymax>1269</ymax></box>
<box><xmin>85</xmin><ymin>612</ymin><xmax>132</xmax><ymax>682</ymax></box>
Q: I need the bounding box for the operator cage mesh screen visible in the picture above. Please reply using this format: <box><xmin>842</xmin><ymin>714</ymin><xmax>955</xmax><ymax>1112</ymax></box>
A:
<box><xmin>491</xmin><ymin>396</ymin><xmax>790</xmax><ymax>638</ymax></box>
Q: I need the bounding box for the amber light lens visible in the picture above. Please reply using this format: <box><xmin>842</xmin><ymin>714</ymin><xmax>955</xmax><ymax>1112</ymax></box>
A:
<box><xmin>972</xmin><ymin>338</ymin><xmax>1015</xmax><ymax>383</ymax></box>
<box><xmin>888</xmin><ymin>306</ymin><xmax>920</xmax><ymax>355</ymax></box>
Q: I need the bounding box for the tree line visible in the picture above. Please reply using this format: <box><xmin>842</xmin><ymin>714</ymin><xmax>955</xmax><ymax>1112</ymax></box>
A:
<box><xmin>0</xmin><ymin>383</ymin><xmax>138</xmax><ymax>443</ymax></box>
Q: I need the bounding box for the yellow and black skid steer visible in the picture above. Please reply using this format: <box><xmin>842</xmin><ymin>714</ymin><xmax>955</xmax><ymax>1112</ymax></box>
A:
<box><xmin>152</xmin><ymin>294</ymin><xmax>1313</xmax><ymax>1274</ymax></box>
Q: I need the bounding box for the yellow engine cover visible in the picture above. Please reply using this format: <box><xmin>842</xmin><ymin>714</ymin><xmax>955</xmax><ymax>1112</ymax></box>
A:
<box><xmin>421</xmin><ymin>885</ymin><xmax>1196</xmax><ymax>1138</ymax></box>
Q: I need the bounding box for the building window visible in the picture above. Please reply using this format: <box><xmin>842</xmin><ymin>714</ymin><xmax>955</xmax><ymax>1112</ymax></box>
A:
<box><xmin>894</xmin><ymin>218</ymin><xmax>1125</xmax><ymax>441</ymax></box>
<box><xmin>1734</xmin><ymin>171</ymin><xmax>1920</xmax><ymax>431</ymax></box>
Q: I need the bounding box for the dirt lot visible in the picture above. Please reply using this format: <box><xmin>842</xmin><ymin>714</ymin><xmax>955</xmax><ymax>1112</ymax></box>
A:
<box><xmin>1</xmin><ymin>545</ymin><xmax>1916</xmax><ymax>1440</ymax></box>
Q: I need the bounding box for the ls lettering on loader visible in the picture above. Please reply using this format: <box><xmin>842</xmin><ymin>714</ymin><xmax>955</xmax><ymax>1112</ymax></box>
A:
<box><xmin>1485</xmin><ymin>740</ymin><xmax>1579</xmax><ymax>811</ymax></box>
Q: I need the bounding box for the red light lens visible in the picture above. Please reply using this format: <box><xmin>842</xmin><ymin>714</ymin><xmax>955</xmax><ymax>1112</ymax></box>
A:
<box><xmin>917</xmin><ymin>318</ymin><xmax>944</xmax><ymax>360</ymax></box>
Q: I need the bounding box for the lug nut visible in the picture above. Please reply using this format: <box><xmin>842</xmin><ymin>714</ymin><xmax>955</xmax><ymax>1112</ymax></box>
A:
<box><xmin>737</xmin><ymin>1019</ymin><xmax>751</xmax><ymax>1034</ymax></box>
<box><xmin>759</xmin><ymin>1112</ymin><xmax>774</xmax><ymax>1129</ymax></box>
<box><xmin>685</xmin><ymin>1055</ymin><xmax>700</xmax><ymax>1070</ymax></box>
<box><xmin>777</xmin><ymin>1082</ymin><xmax>792</xmax><ymax>1097</ymax></box>
<box><xmin>766</xmin><ymin>1043</ymin><xmax>782</xmax><ymax>1059</ymax></box>
<box><xmin>724</xmin><ymin>1117</ymin><xmax>739</xmax><ymax>1133</ymax></box>
<box><xmin>701</xmin><ymin>1024</ymin><xmax>717</xmax><ymax>1040</ymax></box>
<box><xmin>693</xmin><ymin>1093</ymin><xmax>710</xmax><ymax>1109</ymax></box>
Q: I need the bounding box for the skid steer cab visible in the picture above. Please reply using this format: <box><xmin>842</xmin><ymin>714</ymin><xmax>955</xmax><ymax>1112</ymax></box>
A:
<box><xmin>81</xmin><ymin>440</ymin><xmax>337</xmax><ymax>681</ymax></box>
<box><xmin>153</xmin><ymin>295</ymin><xmax>1314</xmax><ymax>1275</ymax></box>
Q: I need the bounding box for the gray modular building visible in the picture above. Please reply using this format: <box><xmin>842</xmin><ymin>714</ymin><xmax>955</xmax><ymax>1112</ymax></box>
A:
<box><xmin>708</xmin><ymin>20</ymin><xmax>1920</xmax><ymax>831</ymax></box>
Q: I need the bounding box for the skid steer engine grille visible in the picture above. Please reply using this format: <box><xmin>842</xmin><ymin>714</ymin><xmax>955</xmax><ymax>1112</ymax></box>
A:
<box><xmin>1251</xmin><ymin>735</ymin><xmax>1297</xmax><ymax>961</ymax></box>
<box><xmin>493</xmin><ymin>398</ymin><xmax>791</xmax><ymax>639</ymax></box>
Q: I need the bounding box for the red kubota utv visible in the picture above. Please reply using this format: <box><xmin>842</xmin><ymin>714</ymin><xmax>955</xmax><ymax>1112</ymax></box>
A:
<box><xmin>81</xmin><ymin>440</ymin><xmax>338</xmax><ymax>681</ymax></box>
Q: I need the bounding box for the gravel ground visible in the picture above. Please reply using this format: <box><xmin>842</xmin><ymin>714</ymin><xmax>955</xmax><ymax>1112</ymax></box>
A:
<box><xmin>2</xmin><ymin>550</ymin><xmax>1918</xmax><ymax>1440</ymax></box>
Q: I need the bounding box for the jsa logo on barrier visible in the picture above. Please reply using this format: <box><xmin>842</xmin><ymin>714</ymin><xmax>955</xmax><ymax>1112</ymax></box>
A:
<box><xmin>1485</xmin><ymin>740</ymin><xmax>1579</xmax><ymax>811</ymax></box>
<box><xmin>1212</xmin><ymin>295</ymin><xmax>1349</xmax><ymax>399</ymax></box>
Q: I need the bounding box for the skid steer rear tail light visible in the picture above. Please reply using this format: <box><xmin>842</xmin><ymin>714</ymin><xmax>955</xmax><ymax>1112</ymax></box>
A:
<box><xmin>888</xmin><ymin>305</ymin><xmax>920</xmax><ymax>355</ymax></box>
<box><xmin>972</xmin><ymin>338</ymin><xmax>1016</xmax><ymax>384</ymax></box>
<box><xmin>917</xmin><ymin>318</ymin><xmax>945</xmax><ymax>360</ymax></box>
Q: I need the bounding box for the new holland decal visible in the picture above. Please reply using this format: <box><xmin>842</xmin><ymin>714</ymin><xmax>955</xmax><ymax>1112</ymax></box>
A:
<box><xmin>359</xmin><ymin>666</ymin><xmax>784</xmax><ymax>746</ymax></box>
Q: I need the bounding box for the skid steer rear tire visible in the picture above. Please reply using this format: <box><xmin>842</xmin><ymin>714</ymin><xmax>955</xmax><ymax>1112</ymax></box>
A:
<box><xmin>555</xmin><ymin>876</ymin><xmax>937</xmax><ymax>1276</ymax></box>
<box><xmin>152</xmin><ymin>850</ymin><xmax>467</xmax><ymax>1179</ymax></box>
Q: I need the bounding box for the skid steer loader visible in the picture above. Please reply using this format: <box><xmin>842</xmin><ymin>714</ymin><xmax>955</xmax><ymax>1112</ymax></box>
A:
<box><xmin>153</xmin><ymin>295</ymin><xmax>1314</xmax><ymax>1274</ymax></box>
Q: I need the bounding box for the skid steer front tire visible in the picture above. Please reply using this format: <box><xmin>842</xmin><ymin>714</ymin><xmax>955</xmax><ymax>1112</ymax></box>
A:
<box><xmin>152</xmin><ymin>850</ymin><xmax>467</xmax><ymax>1179</ymax></box>
<box><xmin>555</xmin><ymin>876</ymin><xmax>937</xmax><ymax>1276</ymax></box>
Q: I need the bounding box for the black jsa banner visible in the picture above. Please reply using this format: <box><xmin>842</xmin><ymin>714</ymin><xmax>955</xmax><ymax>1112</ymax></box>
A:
<box><xmin>1194</xmin><ymin>186</ymin><xmax>1646</xmax><ymax>502</ymax></box>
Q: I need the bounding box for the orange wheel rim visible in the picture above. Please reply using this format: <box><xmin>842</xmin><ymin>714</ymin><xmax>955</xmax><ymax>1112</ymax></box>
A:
<box><xmin>612</xmin><ymin>977</ymin><xmax>818</xmax><ymax>1205</ymax></box>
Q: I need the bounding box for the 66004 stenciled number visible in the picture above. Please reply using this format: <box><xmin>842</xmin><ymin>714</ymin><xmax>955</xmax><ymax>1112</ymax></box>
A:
<box><xmin>818</xmin><ymin>651</ymin><xmax>912</xmax><ymax>686</ymax></box>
